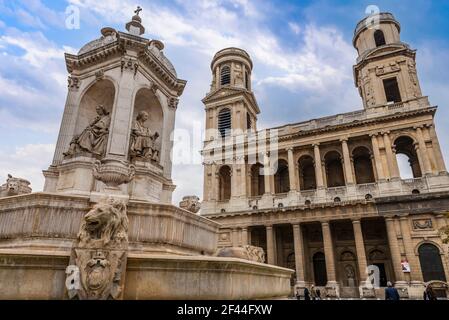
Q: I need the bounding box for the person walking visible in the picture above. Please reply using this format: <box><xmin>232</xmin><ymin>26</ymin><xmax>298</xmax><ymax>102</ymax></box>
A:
<box><xmin>316</xmin><ymin>288</ymin><xmax>321</xmax><ymax>300</ymax></box>
<box><xmin>423</xmin><ymin>285</ymin><xmax>437</xmax><ymax>301</ymax></box>
<box><xmin>303</xmin><ymin>287</ymin><xmax>311</xmax><ymax>301</ymax></box>
<box><xmin>310</xmin><ymin>285</ymin><xmax>317</xmax><ymax>300</ymax></box>
<box><xmin>385</xmin><ymin>281</ymin><xmax>400</xmax><ymax>300</ymax></box>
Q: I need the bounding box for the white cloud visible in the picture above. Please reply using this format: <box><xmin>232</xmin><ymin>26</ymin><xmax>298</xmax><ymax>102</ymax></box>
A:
<box><xmin>289</xmin><ymin>22</ymin><xmax>301</xmax><ymax>35</ymax></box>
<box><xmin>0</xmin><ymin>144</ymin><xmax>54</xmax><ymax>192</ymax></box>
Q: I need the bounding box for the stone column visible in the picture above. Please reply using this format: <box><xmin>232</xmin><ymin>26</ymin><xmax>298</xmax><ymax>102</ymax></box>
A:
<box><xmin>232</xmin><ymin>228</ymin><xmax>239</xmax><ymax>247</ymax></box>
<box><xmin>287</xmin><ymin>148</ymin><xmax>298</xmax><ymax>191</ymax></box>
<box><xmin>416</xmin><ymin>126</ymin><xmax>432</xmax><ymax>175</ymax></box>
<box><xmin>292</xmin><ymin>224</ymin><xmax>306</xmax><ymax>287</ymax></box>
<box><xmin>383</xmin><ymin>132</ymin><xmax>400</xmax><ymax>180</ymax></box>
<box><xmin>239</xmin><ymin>160</ymin><xmax>247</xmax><ymax>197</ymax></box>
<box><xmin>313</xmin><ymin>144</ymin><xmax>325</xmax><ymax>188</ymax></box>
<box><xmin>352</xmin><ymin>220</ymin><xmax>368</xmax><ymax>286</ymax></box>
<box><xmin>370</xmin><ymin>133</ymin><xmax>385</xmax><ymax>181</ymax></box>
<box><xmin>107</xmin><ymin>68</ymin><xmax>136</xmax><ymax>158</ymax></box>
<box><xmin>341</xmin><ymin>138</ymin><xmax>355</xmax><ymax>185</ymax></box>
<box><xmin>211</xmin><ymin>163</ymin><xmax>217</xmax><ymax>201</ymax></box>
<box><xmin>263</xmin><ymin>152</ymin><xmax>272</xmax><ymax>195</ymax></box>
<box><xmin>241</xmin><ymin>228</ymin><xmax>249</xmax><ymax>246</ymax></box>
<box><xmin>385</xmin><ymin>217</ymin><xmax>405</xmax><ymax>283</ymax></box>
<box><xmin>52</xmin><ymin>83</ymin><xmax>81</xmax><ymax>165</ymax></box>
<box><xmin>266</xmin><ymin>225</ymin><xmax>276</xmax><ymax>265</ymax></box>
<box><xmin>322</xmin><ymin>222</ymin><xmax>338</xmax><ymax>294</ymax></box>
<box><xmin>428</xmin><ymin>125</ymin><xmax>447</xmax><ymax>173</ymax></box>
<box><xmin>399</xmin><ymin>217</ymin><xmax>424</xmax><ymax>283</ymax></box>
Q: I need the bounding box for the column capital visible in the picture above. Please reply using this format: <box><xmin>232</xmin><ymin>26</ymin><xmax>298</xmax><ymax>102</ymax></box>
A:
<box><xmin>287</xmin><ymin>147</ymin><xmax>294</xmax><ymax>152</ymax></box>
<box><xmin>312</xmin><ymin>143</ymin><xmax>320</xmax><ymax>148</ymax></box>
<box><xmin>340</xmin><ymin>137</ymin><xmax>349</xmax><ymax>143</ymax></box>
<box><xmin>413</xmin><ymin>125</ymin><xmax>425</xmax><ymax>131</ymax></box>
<box><xmin>321</xmin><ymin>221</ymin><xmax>330</xmax><ymax>227</ymax></box>
<box><xmin>292</xmin><ymin>222</ymin><xmax>301</xmax><ymax>228</ymax></box>
<box><xmin>381</xmin><ymin>130</ymin><xmax>391</xmax><ymax>136</ymax></box>
<box><xmin>265</xmin><ymin>224</ymin><xmax>274</xmax><ymax>229</ymax></box>
<box><xmin>369</xmin><ymin>132</ymin><xmax>380</xmax><ymax>138</ymax></box>
<box><xmin>351</xmin><ymin>219</ymin><xmax>362</xmax><ymax>225</ymax></box>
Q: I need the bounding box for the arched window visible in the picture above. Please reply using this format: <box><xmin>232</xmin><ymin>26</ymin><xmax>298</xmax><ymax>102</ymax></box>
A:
<box><xmin>418</xmin><ymin>243</ymin><xmax>447</xmax><ymax>282</ymax></box>
<box><xmin>218</xmin><ymin>108</ymin><xmax>231</xmax><ymax>138</ymax></box>
<box><xmin>218</xmin><ymin>166</ymin><xmax>231</xmax><ymax>201</ymax></box>
<box><xmin>298</xmin><ymin>155</ymin><xmax>316</xmax><ymax>190</ymax></box>
<box><xmin>394</xmin><ymin>136</ymin><xmax>422</xmax><ymax>178</ymax></box>
<box><xmin>313</xmin><ymin>252</ymin><xmax>327</xmax><ymax>286</ymax></box>
<box><xmin>274</xmin><ymin>159</ymin><xmax>290</xmax><ymax>194</ymax></box>
<box><xmin>353</xmin><ymin>147</ymin><xmax>375</xmax><ymax>184</ymax></box>
<box><xmin>250</xmin><ymin>163</ymin><xmax>265</xmax><ymax>196</ymax></box>
<box><xmin>220</xmin><ymin>65</ymin><xmax>231</xmax><ymax>86</ymax></box>
<box><xmin>245</xmin><ymin>71</ymin><xmax>250</xmax><ymax>90</ymax></box>
<box><xmin>325</xmin><ymin>151</ymin><xmax>345</xmax><ymax>187</ymax></box>
<box><xmin>374</xmin><ymin>30</ymin><xmax>386</xmax><ymax>47</ymax></box>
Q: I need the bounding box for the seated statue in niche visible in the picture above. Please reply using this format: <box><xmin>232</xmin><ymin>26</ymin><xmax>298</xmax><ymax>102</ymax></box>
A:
<box><xmin>64</xmin><ymin>105</ymin><xmax>111</xmax><ymax>158</ymax></box>
<box><xmin>129</xmin><ymin>111</ymin><xmax>160</xmax><ymax>162</ymax></box>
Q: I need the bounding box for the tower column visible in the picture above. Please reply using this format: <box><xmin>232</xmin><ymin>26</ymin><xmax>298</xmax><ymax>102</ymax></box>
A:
<box><xmin>266</xmin><ymin>225</ymin><xmax>276</xmax><ymax>265</ymax></box>
<box><xmin>341</xmin><ymin>138</ymin><xmax>355</xmax><ymax>185</ymax></box>
<box><xmin>370</xmin><ymin>133</ymin><xmax>385</xmax><ymax>181</ymax></box>
<box><xmin>287</xmin><ymin>148</ymin><xmax>298</xmax><ymax>191</ymax></box>
<box><xmin>263</xmin><ymin>152</ymin><xmax>272</xmax><ymax>195</ymax></box>
<box><xmin>292</xmin><ymin>223</ymin><xmax>306</xmax><ymax>287</ymax></box>
<box><xmin>427</xmin><ymin>124</ymin><xmax>447</xmax><ymax>173</ymax></box>
<box><xmin>385</xmin><ymin>217</ymin><xmax>405</xmax><ymax>283</ymax></box>
<box><xmin>383</xmin><ymin>132</ymin><xmax>400</xmax><ymax>180</ymax></box>
<box><xmin>352</xmin><ymin>220</ymin><xmax>368</xmax><ymax>286</ymax></box>
<box><xmin>416</xmin><ymin>126</ymin><xmax>432</xmax><ymax>175</ymax></box>
<box><xmin>313</xmin><ymin>144</ymin><xmax>325</xmax><ymax>189</ymax></box>
<box><xmin>321</xmin><ymin>221</ymin><xmax>339</xmax><ymax>296</ymax></box>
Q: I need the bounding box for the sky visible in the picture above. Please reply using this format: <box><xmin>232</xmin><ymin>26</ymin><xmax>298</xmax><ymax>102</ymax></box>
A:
<box><xmin>1</xmin><ymin>0</ymin><xmax>449</xmax><ymax>205</ymax></box>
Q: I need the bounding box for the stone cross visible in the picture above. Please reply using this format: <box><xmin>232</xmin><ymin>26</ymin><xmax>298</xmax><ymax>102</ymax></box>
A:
<box><xmin>135</xmin><ymin>6</ymin><xmax>142</xmax><ymax>16</ymax></box>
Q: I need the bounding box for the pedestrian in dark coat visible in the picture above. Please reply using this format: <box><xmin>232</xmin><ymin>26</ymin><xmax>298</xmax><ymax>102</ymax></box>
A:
<box><xmin>304</xmin><ymin>287</ymin><xmax>311</xmax><ymax>301</ymax></box>
<box><xmin>385</xmin><ymin>281</ymin><xmax>400</xmax><ymax>300</ymax></box>
<box><xmin>423</xmin><ymin>285</ymin><xmax>437</xmax><ymax>301</ymax></box>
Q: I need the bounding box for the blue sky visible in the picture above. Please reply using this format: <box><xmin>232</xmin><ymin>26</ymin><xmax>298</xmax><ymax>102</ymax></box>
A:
<box><xmin>1</xmin><ymin>0</ymin><xmax>449</xmax><ymax>204</ymax></box>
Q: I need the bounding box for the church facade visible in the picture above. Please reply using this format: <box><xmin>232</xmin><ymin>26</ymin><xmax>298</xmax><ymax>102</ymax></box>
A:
<box><xmin>201</xmin><ymin>13</ymin><xmax>449</xmax><ymax>298</ymax></box>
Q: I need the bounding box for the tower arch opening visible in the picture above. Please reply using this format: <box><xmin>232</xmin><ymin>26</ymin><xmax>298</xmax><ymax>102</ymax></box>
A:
<box><xmin>250</xmin><ymin>163</ymin><xmax>265</xmax><ymax>196</ymax></box>
<box><xmin>352</xmin><ymin>146</ymin><xmax>375</xmax><ymax>184</ymax></box>
<box><xmin>298</xmin><ymin>155</ymin><xmax>316</xmax><ymax>190</ymax></box>
<box><xmin>374</xmin><ymin>29</ymin><xmax>386</xmax><ymax>47</ymax></box>
<box><xmin>220</xmin><ymin>65</ymin><xmax>231</xmax><ymax>86</ymax></box>
<box><xmin>218</xmin><ymin>165</ymin><xmax>232</xmax><ymax>201</ymax></box>
<box><xmin>325</xmin><ymin>151</ymin><xmax>345</xmax><ymax>187</ymax></box>
<box><xmin>274</xmin><ymin>159</ymin><xmax>290</xmax><ymax>194</ymax></box>
<box><xmin>218</xmin><ymin>108</ymin><xmax>232</xmax><ymax>138</ymax></box>
<box><xmin>394</xmin><ymin>136</ymin><xmax>422</xmax><ymax>178</ymax></box>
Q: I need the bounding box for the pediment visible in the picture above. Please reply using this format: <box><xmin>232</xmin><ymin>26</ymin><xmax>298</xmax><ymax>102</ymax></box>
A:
<box><xmin>364</xmin><ymin>43</ymin><xmax>412</xmax><ymax>60</ymax></box>
<box><xmin>202</xmin><ymin>87</ymin><xmax>260</xmax><ymax>113</ymax></box>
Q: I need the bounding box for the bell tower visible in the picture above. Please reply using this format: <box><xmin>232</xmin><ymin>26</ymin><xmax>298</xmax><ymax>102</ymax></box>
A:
<box><xmin>353</xmin><ymin>13</ymin><xmax>423</xmax><ymax>109</ymax></box>
<box><xmin>203</xmin><ymin>48</ymin><xmax>260</xmax><ymax>141</ymax></box>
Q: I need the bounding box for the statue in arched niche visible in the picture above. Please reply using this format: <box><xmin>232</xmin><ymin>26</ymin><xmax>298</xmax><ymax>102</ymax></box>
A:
<box><xmin>64</xmin><ymin>105</ymin><xmax>111</xmax><ymax>158</ymax></box>
<box><xmin>129</xmin><ymin>111</ymin><xmax>160</xmax><ymax>162</ymax></box>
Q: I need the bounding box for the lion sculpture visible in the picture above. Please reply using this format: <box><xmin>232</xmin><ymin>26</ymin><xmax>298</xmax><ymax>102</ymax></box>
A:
<box><xmin>179</xmin><ymin>195</ymin><xmax>201</xmax><ymax>214</ymax></box>
<box><xmin>0</xmin><ymin>174</ymin><xmax>32</xmax><ymax>198</ymax></box>
<box><xmin>216</xmin><ymin>245</ymin><xmax>266</xmax><ymax>263</ymax></box>
<box><xmin>78</xmin><ymin>199</ymin><xmax>129</xmax><ymax>248</ymax></box>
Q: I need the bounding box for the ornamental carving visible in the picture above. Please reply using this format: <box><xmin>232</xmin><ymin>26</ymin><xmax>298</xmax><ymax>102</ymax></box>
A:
<box><xmin>413</xmin><ymin>219</ymin><xmax>433</xmax><ymax>230</ymax></box>
<box><xmin>0</xmin><ymin>174</ymin><xmax>32</xmax><ymax>198</ymax></box>
<box><xmin>68</xmin><ymin>76</ymin><xmax>80</xmax><ymax>89</ymax></box>
<box><xmin>169</xmin><ymin>97</ymin><xmax>179</xmax><ymax>109</ymax></box>
<box><xmin>66</xmin><ymin>199</ymin><xmax>129</xmax><ymax>300</ymax></box>
<box><xmin>179</xmin><ymin>196</ymin><xmax>201</xmax><ymax>214</ymax></box>
<box><xmin>93</xmin><ymin>159</ymin><xmax>136</xmax><ymax>187</ymax></box>
<box><xmin>216</xmin><ymin>245</ymin><xmax>266</xmax><ymax>263</ymax></box>
<box><xmin>121</xmin><ymin>58</ymin><xmax>139</xmax><ymax>76</ymax></box>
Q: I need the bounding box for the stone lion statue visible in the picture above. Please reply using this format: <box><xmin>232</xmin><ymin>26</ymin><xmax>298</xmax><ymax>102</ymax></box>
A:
<box><xmin>0</xmin><ymin>174</ymin><xmax>32</xmax><ymax>198</ymax></box>
<box><xmin>179</xmin><ymin>195</ymin><xmax>201</xmax><ymax>214</ymax></box>
<box><xmin>78</xmin><ymin>199</ymin><xmax>129</xmax><ymax>248</ymax></box>
<box><xmin>216</xmin><ymin>245</ymin><xmax>266</xmax><ymax>263</ymax></box>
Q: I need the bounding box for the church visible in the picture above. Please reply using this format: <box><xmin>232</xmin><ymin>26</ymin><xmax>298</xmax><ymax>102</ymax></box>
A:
<box><xmin>200</xmin><ymin>12</ymin><xmax>449</xmax><ymax>299</ymax></box>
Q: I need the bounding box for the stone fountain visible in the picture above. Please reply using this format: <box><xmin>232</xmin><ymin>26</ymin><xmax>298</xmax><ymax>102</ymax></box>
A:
<box><xmin>0</xmin><ymin>8</ymin><xmax>293</xmax><ymax>300</ymax></box>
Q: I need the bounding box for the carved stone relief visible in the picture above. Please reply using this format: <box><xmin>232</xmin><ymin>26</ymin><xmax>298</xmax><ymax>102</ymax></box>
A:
<box><xmin>412</xmin><ymin>219</ymin><xmax>433</xmax><ymax>230</ymax></box>
<box><xmin>66</xmin><ymin>199</ymin><xmax>129</xmax><ymax>300</ymax></box>
<box><xmin>0</xmin><ymin>174</ymin><xmax>32</xmax><ymax>198</ymax></box>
